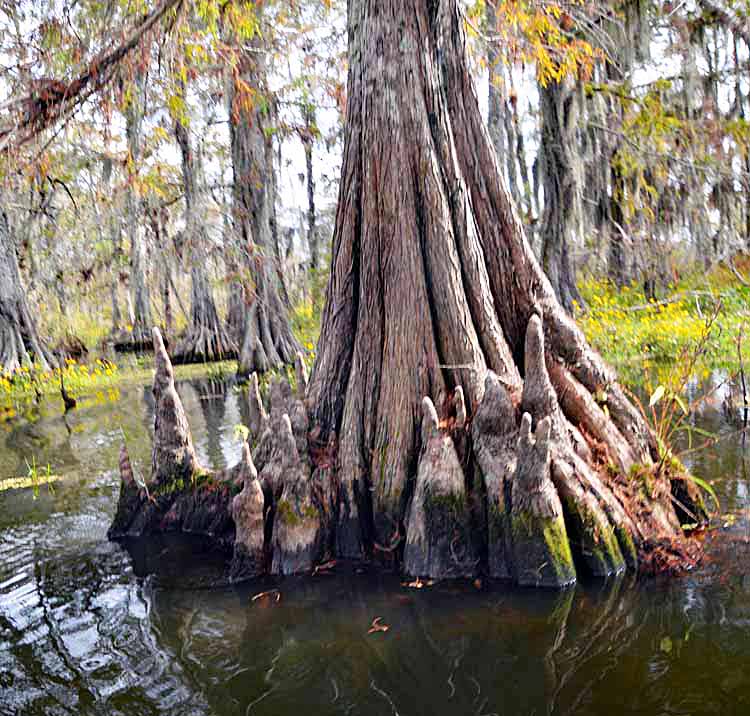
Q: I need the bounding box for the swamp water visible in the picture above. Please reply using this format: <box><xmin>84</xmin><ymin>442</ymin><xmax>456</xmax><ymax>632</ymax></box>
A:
<box><xmin>1</xmin><ymin>375</ymin><xmax>750</xmax><ymax>715</ymax></box>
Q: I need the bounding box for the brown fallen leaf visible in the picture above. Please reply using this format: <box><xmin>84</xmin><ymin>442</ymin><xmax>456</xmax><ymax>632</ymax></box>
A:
<box><xmin>400</xmin><ymin>577</ymin><xmax>434</xmax><ymax>589</ymax></box>
<box><xmin>312</xmin><ymin>559</ymin><xmax>337</xmax><ymax>576</ymax></box>
<box><xmin>367</xmin><ymin>617</ymin><xmax>390</xmax><ymax>634</ymax></box>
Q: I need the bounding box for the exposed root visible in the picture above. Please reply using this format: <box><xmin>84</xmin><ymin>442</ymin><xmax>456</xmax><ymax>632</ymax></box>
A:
<box><xmin>171</xmin><ymin>266</ymin><xmax>239</xmax><ymax>365</ymax></box>
<box><xmin>236</xmin><ymin>289</ymin><xmax>301</xmax><ymax>378</ymax></box>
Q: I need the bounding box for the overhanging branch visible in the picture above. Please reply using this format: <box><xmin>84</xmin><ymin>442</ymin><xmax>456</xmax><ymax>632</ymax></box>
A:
<box><xmin>0</xmin><ymin>0</ymin><xmax>184</xmax><ymax>154</ymax></box>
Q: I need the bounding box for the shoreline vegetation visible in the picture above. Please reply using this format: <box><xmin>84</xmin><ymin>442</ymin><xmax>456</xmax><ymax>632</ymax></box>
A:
<box><xmin>3</xmin><ymin>260</ymin><xmax>748</xmax><ymax>412</ymax></box>
<box><xmin>577</xmin><ymin>258</ymin><xmax>750</xmax><ymax>392</ymax></box>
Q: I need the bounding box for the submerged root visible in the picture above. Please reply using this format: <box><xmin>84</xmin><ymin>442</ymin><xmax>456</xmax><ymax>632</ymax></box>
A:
<box><xmin>110</xmin><ymin>316</ymin><xmax>708</xmax><ymax>587</ymax></box>
<box><xmin>171</xmin><ymin>323</ymin><xmax>238</xmax><ymax>365</ymax></box>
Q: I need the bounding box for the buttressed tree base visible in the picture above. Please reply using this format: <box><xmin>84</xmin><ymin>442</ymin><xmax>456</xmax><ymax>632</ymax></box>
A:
<box><xmin>109</xmin><ymin>0</ymin><xmax>707</xmax><ymax>587</ymax></box>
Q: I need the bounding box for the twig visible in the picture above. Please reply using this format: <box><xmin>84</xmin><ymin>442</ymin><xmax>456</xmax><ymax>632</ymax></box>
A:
<box><xmin>737</xmin><ymin>323</ymin><xmax>748</xmax><ymax>429</ymax></box>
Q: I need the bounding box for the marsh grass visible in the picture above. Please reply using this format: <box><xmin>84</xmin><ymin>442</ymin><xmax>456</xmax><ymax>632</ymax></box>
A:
<box><xmin>577</xmin><ymin>262</ymin><xmax>750</xmax><ymax>389</ymax></box>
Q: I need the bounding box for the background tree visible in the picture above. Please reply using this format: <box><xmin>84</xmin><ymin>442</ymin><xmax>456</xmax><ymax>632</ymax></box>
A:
<box><xmin>0</xmin><ymin>201</ymin><xmax>55</xmax><ymax>372</ymax></box>
<box><xmin>224</xmin><ymin>6</ymin><xmax>300</xmax><ymax>377</ymax></box>
<box><xmin>171</xmin><ymin>82</ymin><xmax>238</xmax><ymax>363</ymax></box>
<box><xmin>120</xmin><ymin>70</ymin><xmax>154</xmax><ymax>349</ymax></box>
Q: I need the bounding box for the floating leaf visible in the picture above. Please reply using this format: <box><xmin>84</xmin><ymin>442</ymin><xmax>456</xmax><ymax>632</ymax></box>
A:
<box><xmin>401</xmin><ymin>578</ymin><xmax>434</xmax><ymax>589</ymax></box>
<box><xmin>368</xmin><ymin>617</ymin><xmax>389</xmax><ymax>634</ymax></box>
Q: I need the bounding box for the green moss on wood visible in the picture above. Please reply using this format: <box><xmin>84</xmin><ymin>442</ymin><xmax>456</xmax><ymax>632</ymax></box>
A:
<box><xmin>590</xmin><ymin>523</ymin><xmax>625</xmax><ymax>574</ymax></box>
<box><xmin>511</xmin><ymin>512</ymin><xmax>576</xmax><ymax>586</ymax></box>
<box><xmin>559</xmin><ymin>497</ymin><xmax>625</xmax><ymax>576</ymax></box>
<box><xmin>277</xmin><ymin>499</ymin><xmax>300</xmax><ymax>527</ymax></box>
<box><xmin>153</xmin><ymin>477</ymin><xmax>185</xmax><ymax>498</ymax></box>
<box><xmin>615</xmin><ymin>525</ymin><xmax>638</xmax><ymax>570</ymax></box>
<box><xmin>276</xmin><ymin>499</ymin><xmax>317</xmax><ymax>527</ymax></box>
<box><xmin>542</xmin><ymin>518</ymin><xmax>576</xmax><ymax>582</ymax></box>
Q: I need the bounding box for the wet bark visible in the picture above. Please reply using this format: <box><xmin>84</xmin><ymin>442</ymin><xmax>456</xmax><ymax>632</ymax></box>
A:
<box><xmin>0</xmin><ymin>202</ymin><xmax>55</xmax><ymax>373</ymax></box>
<box><xmin>228</xmin><ymin>36</ymin><xmax>299</xmax><ymax>378</ymax></box>
<box><xmin>171</xmin><ymin>117</ymin><xmax>237</xmax><ymax>364</ymax></box>
<box><xmin>112</xmin><ymin>0</ymin><xmax>707</xmax><ymax>588</ymax></box>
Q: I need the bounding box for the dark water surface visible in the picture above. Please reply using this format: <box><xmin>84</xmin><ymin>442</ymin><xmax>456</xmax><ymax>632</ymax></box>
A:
<box><xmin>2</xmin><ymin>376</ymin><xmax>750</xmax><ymax>716</ymax></box>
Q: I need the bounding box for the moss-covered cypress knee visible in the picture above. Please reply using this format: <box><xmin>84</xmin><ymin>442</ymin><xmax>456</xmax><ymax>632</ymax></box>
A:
<box><xmin>510</xmin><ymin>414</ymin><xmax>576</xmax><ymax>587</ymax></box>
<box><xmin>404</xmin><ymin>397</ymin><xmax>477</xmax><ymax>580</ymax></box>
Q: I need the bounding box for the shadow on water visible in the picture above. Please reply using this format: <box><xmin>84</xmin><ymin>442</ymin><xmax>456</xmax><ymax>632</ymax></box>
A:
<box><xmin>2</xmin><ymin>374</ymin><xmax>750</xmax><ymax>715</ymax></box>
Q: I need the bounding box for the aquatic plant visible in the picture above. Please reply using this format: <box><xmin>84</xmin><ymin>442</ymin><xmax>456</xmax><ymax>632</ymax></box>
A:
<box><xmin>0</xmin><ymin>359</ymin><xmax>119</xmax><ymax>410</ymax></box>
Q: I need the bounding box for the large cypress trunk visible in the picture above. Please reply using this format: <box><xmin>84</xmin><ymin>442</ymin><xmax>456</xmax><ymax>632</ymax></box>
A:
<box><xmin>112</xmin><ymin>0</ymin><xmax>706</xmax><ymax>587</ymax></box>
<box><xmin>0</xmin><ymin>203</ymin><xmax>54</xmax><ymax>373</ymax></box>
<box><xmin>171</xmin><ymin>118</ymin><xmax>237</xmax><ymax>364</ymax></box>
<box><xmin>229</xmin><ymin>37</ymin><xmax>299</xmax><ymax>378</ymax></box>
<box><xmin>306</xmin><ymin>0</ymin><xmax>705</xmax><ymax>572</ymax></box>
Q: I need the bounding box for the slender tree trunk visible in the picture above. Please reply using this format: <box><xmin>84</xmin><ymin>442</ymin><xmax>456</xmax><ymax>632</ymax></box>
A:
<box><xmin>162</xmin><ymin>258</ymin><xmax>173</xmax><ymax>340</ymax></box>
<box><xmin>502</xmin><ymin>83</ymin><xmax>523</xmax><ymax>210</ymax></box>
<box><xmin>171</xmin><ymin>114</ymin><xmax>237</xmax><ymax>364</ymax></box>
<box><xmin>303</xmin><ymin>98</ymin><xmax>319</xmax><ymax>274</ymax></box>
<box><xmin>229</xmin><ymin>35</ymin><xmax>300</xmax><ymax>378</ymax></box>
<box><xmin>119</xmin><ymin>73</ymin><xmax>153</xmax><ymax>349</ymax></box>
<box><xmin>0</xmin><ymin>202</ymin><xmax>54</xmax><ymax>373</ymax></box>
<box><xmin>737</xmin><ymin>36</ymin><xmax>750</xmax><ymax>247</ymax></box>
<box><xmin>268</xmin><ymin>107</ymin><xmax>292</xmax><ymax>309</ymax></box>
<box><xmin>102</xmin><ymin>156</ymin><xmax>123</xmax><ymax>334</ymax></box>
<box><xmin>514</xmin><ymin>94</ymin><xmax>535</xmax><ymax>222</ymax></box>
<box><xmin>607</xmin><ymin>161</ymin><xmax>628</xmax><ymax>285</ymax></box>
<box><xmin>538</xmin><ymin>79</ymin><xmax>584</xmax><ymax>312</ymax></box>
<box><xmin>605</xmin><ymin>9</ymin><xmax>642</xmax><ymax>285</ymax></box>
<box><xmin>44</xmin><ymin>197</ymin><xmax>67</xmax><ymax>319</ymax></box>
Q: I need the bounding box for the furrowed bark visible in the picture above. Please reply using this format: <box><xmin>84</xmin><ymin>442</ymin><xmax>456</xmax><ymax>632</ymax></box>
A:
<box><xmin>306</xmin><ymin>0</ymin><xmax>705</xmax><ymax>574</ymax></box>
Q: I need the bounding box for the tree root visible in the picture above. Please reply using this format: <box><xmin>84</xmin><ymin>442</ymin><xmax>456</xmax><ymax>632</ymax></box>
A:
<box><xmin>171</xmin><ymin>321</ymin><xmax>238</xmax><ymax>365</ymax></box>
